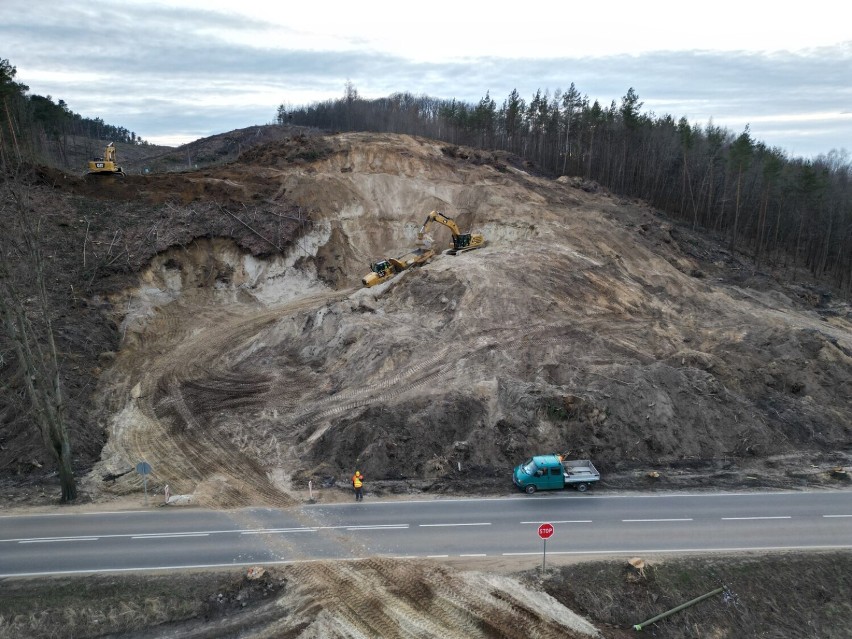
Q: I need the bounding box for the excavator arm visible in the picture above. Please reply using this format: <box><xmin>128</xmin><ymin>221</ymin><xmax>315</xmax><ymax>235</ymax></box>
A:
<box><xmin>417</xmin><ymin>210</ymin><xmax>486</xmax><ymax>255</ymax></box>
<box><xmin>104</xmin><ymin>142</ymin><xmax>116</xmax><ymax>163</ymax></box>
<box><xmin>417</xmin><ymin>210</ymin><xmax>462</xmax><ymax>240</ymax></box>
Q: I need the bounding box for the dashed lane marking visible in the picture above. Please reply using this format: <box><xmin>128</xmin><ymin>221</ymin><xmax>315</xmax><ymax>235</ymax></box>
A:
<box><xmin>622</xmin><ymin>518</ymin><xmax>694</xmax><ymax>522</ymax></box>
<box><xmin>131</xmin><ymin>533</ymin><xmax>210</xmax><ymax>539</ymax></box>
<box><xmin>18</xmin><ymin>537</ymin><xmax>99</xmax><ymax>544</ymax></box>
<box><xmin>241</xmin><ymin>528</ymin><xmax>318</xmax><ymax>535</ymax></box>
<box><xmin>521</xmin><ymin>520</ymin><xmax>592</xmax><ymax>524</ymax></box>
<box><xmin>419</xmin><ymin>522</ymin><xmax>491</xmax><ymax>527</ymax></box>
<box><xmin>502</xmin><ymin>544</ymin><xmax>852</xmax><ymax>556</ymax></box>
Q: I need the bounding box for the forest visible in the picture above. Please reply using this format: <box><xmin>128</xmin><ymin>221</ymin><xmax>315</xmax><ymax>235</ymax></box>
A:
<box><xmin>2</xmin><ymin>54</ymin><xmax>849</xmax><ymax>294</ymax></box>
<box><xmin>278</xmin><ymin>84</ymin><xmax>852</xmax><ymax>294</ymax></box>
<box><xmin>0</xmin><ymin>58</ymin><xmax>148</xmax><ymax>168</ymax></box>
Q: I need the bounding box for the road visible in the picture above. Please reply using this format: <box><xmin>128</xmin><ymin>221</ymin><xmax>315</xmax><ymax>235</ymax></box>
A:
<box><xmin>2</xmin><ymin>490</ymin><xmax>851</xmax><ymax>578</ymax></box>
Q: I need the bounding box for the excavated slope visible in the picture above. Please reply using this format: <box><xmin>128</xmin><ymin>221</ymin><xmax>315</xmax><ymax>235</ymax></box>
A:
<box><xmin>88</xmin><ymin>132</ymin><xmax>852</xmax><ymax>508</ymax></box>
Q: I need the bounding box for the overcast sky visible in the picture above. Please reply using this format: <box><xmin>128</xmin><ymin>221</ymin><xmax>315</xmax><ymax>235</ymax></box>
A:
<box><xmin>3</xmin><ymin>1</ymin><xmax>850</xmax><ymax>158</ymax></box>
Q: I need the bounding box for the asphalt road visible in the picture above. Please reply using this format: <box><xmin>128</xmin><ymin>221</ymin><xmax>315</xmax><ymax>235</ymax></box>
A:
<box><xmin>2</xmin><ymin>490</ymin><xmax>851</xmax><ymax>578</ymax></box>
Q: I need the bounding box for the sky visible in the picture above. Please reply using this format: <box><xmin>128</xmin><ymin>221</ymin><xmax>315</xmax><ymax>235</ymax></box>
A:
<box><xmin>2</xmin><ymin>0</ymin><xmax>850</xmax><ymax>159</ymax></box>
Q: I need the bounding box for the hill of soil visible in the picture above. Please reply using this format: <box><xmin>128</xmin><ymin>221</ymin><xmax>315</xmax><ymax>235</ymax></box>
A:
<box><xmin>36</xmin><ymin>125</ymin><xmax>304</xmax><ymax>178</ymax></box>
<box><xmin>2</xmin><ymin>128</ymin><xmax>850</xmax><ymax>506</ymax></box>
<box><xmin>2</xmin><ymin>127</ymin><xmax>851</xmax><ymax>639</ymax></box>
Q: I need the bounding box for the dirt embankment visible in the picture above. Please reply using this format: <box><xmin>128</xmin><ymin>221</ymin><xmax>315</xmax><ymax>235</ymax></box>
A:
<box><xmin>87</xmin><ymin>131</ymin><xmax>852</xmax><ymax>508</ymax></box>
<box><xmin>2</xmin><ymin>133</ymin><xmax>322</xmax><ymax>489</ymax></box>
<box><xmin>2</xmin><ymin>553</ymin><xmax>850</xmax><ymax>638</ymax></box>
<box><xmin>2</xmin><ymin>129</ymin><xmax>851</xmax><ymax>639</ymax></box>
<box><xmin>3</xmin><ymin>129</ymin><xmax>851</xmax><ymax>507</ymax></box>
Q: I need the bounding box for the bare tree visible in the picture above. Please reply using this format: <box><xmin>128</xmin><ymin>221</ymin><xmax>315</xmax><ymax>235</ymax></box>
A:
<box><xmin>0</xmin><ymin>171</ymin><xmax>77</xmax><ymax>502</ymax></box>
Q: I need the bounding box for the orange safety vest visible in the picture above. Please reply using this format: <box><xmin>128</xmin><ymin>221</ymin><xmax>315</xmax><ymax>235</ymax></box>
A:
<box><xmin>353</xmin><ymin>474</ymin><xmax>363</xmax><ymax>488</ymax></box>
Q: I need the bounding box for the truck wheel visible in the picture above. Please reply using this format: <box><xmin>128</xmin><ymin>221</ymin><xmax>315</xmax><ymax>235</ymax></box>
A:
<box><xmin>525</xmin><ymin>485</ymin><xmax>537</xmax><ymax>494</ymax></box>
<box><xmin>576</xmin><ymin>483</ymin><xmax>588</xmax><ymax>492</ymax></box>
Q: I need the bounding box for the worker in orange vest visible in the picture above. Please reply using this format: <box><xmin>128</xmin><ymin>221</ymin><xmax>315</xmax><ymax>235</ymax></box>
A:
<box><xmin>352</xmin><ymin>471</ymin><xmax>364</xmax><ymax>501</ymax></box>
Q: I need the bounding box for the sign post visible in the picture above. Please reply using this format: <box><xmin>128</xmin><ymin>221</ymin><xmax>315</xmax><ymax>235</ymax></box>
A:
<box><xmin>136</xmin><ymin>461</ymin><xmax>152</xmax><ymax>505</ymax></box>
<box><xmin>538</xmin><ymin>522</ymin><xmax>554</xmax><ymax>571</ymax></box>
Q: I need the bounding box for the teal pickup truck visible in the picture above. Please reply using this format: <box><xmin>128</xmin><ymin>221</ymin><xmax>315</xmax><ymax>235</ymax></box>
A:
<box><xmin>512</xmin><ymin>455</ymin><xmax>600</xmax><ymax>494</ymax></box>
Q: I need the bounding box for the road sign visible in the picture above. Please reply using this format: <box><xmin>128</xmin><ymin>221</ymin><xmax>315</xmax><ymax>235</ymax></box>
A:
<box><xmin>136</xmin><ymin>461</ymin><xmax>152</xmax><ymax>505</ymax></box>
<box><xmin>538</xmin><ymin>523</ymin><xmax>554</xmax><ymax>570</ymax></box>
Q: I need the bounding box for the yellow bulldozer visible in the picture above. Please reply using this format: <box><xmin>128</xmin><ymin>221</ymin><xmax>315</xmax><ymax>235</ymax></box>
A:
<box><xmin>86</xmin><ymin>142</ymin><xmax>125</xmax><ymax>178</ymax></box>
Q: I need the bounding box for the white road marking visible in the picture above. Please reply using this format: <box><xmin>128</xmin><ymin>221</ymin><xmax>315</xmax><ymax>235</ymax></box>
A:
<box><xmin>316</xmin><ymin>524</ymin><xmax>409</xmax><ymax>531</ymax></box>
<box><xmin>622</xmin><ymin>518</ymin><xmax>693</xmax><ymax>522</ymax></box>
<box><xmin>309</xmin><ymin>490</ymin><xmax>828</xmax><ymax>507</ymax></box>
<box><xmin>721</xmin><ymin>516</ymin><xmax>791</xmax><ymax>520</ymax></box>
<box><xmin>427</xmin><ymin>554</ymin><xmax>449</xmax><ymax>558</ymax></box>
<box><xmin>1</xmin><ymin>490</ymin><xmax>830</xmax><ymax>521</ymax></box>
<box><xmin>502</xmin><ymin>544</ymin><xmax>852</xmax><ymax>557</ymax></box>
<box><xmin>18</xmin><ymin>537</ymin><xmax>99</xmax><ymax>544</ymax></box>
<box><xmin>241</xmin><ymin>528</ymin><xmax>317</xmax><ymax>535</ymax></box>
<box><xmin>391</xmin><ymin>556</ymin><xmax>418</xmax><ymax>559</ymax></box>
<box><xmin>419</xmin><ymin>522</ymin><xmax>491</xmax><ymax>527</ymax></box>
<box><xmin>0</xmin><ymin>556</ymin><xmax>374</xmax><ymax>579</ymax></box>
<box><xmin>3</xmin><ymin>528</ymin><xmax>251</xmax><ymax>544</ymax></box>
<box><xmin>459</xmin><ymin>554</ymin><xmax>487</xmax><ymax>557</ymax></box>
<box><xmin>132</xmin><ymin>533</ymin><xmax>209</xmax><ymax>539</ymax></box>
<box><xmin>5</xmin><ymin>542</ymin><xmax>852</xmax><ymax>579</ymax></box>
<box><xmin>0</xmin><ymin>510</ymin><xmax>152</xmax><ymax>518</ymax></box>
<box><xmin>520</xmin><ymin>520</ymin><xmax>592</xmax><ymax>524</ymax></box>
<box><xmin>823</xmin><ymin>514</ymin><xmax>852</xmax><ymax>518</ymax></box>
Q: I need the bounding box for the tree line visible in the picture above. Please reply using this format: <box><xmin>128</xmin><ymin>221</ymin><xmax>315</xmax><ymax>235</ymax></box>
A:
<box><xmin>1</xmin><ymin>58</ymin><xmax>148</xmax><ymax>169</ymax></box>
<box><xmin>278</xmin><ymin>83</ymin><xmax>851</xmax><ymax>294</ymax></box>
<box><xmin>0</xmin><ymin>58</ymin><xmax>98</xmax><ymax>502</ymax></box>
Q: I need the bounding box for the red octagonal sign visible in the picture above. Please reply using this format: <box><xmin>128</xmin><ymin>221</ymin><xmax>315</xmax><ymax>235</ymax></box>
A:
<box><xmin>538</xmin><ymin>523</ymin><xmax>554</xmax><ymax>539</ymax></box>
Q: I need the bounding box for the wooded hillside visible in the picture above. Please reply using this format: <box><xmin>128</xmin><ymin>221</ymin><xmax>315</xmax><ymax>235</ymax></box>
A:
<box><xmin>0</xmin><ymin>58</ymin><xmax>151</xmax><ymax>170</ymax></box>
<box><xmin>279</xmin><ymin>85</ymin><xmax>852</xmax><ymax>295</ymax></box>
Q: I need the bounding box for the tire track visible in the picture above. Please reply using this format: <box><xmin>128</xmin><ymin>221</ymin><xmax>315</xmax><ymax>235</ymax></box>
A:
<box><xmin>102</xmin><ymin>289</ymin><xmax>353</xmax><ymax>506</ymax></box>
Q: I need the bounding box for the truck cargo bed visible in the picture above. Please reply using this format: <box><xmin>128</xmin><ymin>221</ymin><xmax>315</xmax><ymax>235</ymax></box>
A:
<box><xmin>561</xmin><ymin>459</ymin><xmax>600</xmax><ymax>483</ymax></box>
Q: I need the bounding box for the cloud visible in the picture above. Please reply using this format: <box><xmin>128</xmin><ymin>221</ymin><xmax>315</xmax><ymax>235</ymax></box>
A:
<box><xmin>2</xmin><ymin>1</ymin><xmax>849</xmax><ymax>156</ymax></box>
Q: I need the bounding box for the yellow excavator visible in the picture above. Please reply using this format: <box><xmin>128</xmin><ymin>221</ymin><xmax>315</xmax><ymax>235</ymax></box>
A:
<box><xmin>416</xmin><ymin>210</ymin><xmax>486</xmax><ymax>254</ymax></box>
<box><xmin>86</xmin><ymin>142</ymin><xmax>125</xmax><ymax>178</ymax></box>
<box><xmin>362</xmin><ymin>248</ymin><xmax>435</xmax><ymax>287</ymax></box>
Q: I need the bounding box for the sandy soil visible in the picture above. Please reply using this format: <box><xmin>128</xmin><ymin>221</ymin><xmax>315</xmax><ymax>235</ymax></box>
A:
<box><xmin>67</xmin><ymin>131</ymin><xmax>850</xmax><ymax>511</ymax></box>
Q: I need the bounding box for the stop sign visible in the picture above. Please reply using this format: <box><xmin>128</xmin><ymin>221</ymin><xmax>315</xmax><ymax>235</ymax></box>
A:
<box><xmin>538</xmin><ymin>523</ymin><xmax>554</xmax><ymax>539</ymax></box>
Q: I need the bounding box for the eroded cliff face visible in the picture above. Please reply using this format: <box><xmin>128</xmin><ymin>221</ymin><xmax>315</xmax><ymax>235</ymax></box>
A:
<box><xmin>62</xmin><ymin>131</ymin><xmax>849</xmax><ymax>508</ymax></box>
